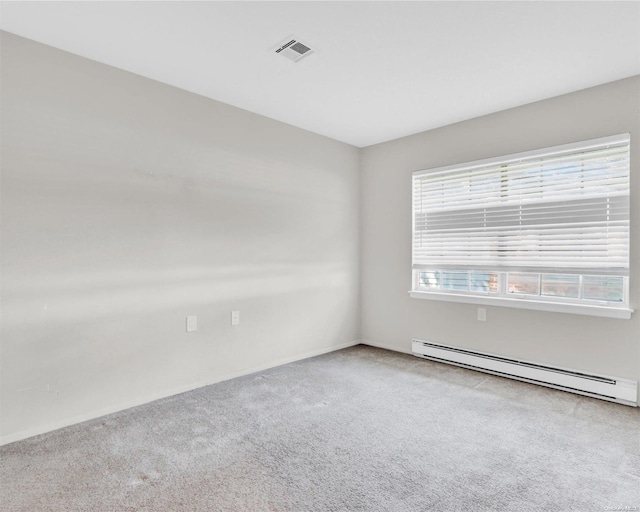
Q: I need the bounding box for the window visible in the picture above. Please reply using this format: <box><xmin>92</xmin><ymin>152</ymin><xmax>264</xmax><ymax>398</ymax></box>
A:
<box><xmin>410</xmin><ymin>134</ymin><xmax>632</xmax><ymax>319</ymax></box>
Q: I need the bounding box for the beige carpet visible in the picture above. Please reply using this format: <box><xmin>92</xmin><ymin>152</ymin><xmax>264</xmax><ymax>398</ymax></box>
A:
<box><xmin>1</xmin><ymin>345</ymin><xmax>639</xmax><ymax>511</ymax></box>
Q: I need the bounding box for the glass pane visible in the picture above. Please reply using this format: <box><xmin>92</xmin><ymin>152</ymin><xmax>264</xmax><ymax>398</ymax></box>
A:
<box><xmin>541</xmin><ymin>274</ymin><xmax>579</xmax><ymax>298</ymax></box>
<box><xmin>507</xmin><ymin>273</ymin><xmax>540</xmax><ymax>295</ymax></box>
<box><xmin>441</xmin><ymin>271</ymin><xmax>469</xmax><ymax>291</ymax></box>
<box><xmin>582</xmin><ymin>276</ymin><xmax>624</xmax><ymax>302</ymax></box>
<box><xmin>489</xmin><ymin>273</ymin><xmax>499</xmax><ymax>293</ymax></box>
<box><xmin>419</xmin><ymin>270</ymin><xmax>441</xmax><ymax>290</ymax></box>
<box><xmin>469</xmin><ymin>271</ymin><xmax>497</xmax><ymax>293</ymax></box>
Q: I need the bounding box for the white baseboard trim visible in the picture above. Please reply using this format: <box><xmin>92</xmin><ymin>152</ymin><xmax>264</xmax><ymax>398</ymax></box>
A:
<box><xmin>360</xmin><ymin>339</ymin><xmax>413</xmax><ymax>355</ymax></box>
<box><xmin>0</xmin><ymin>339</ymin><xmax>360</xmax><ymax>447</ymax></box>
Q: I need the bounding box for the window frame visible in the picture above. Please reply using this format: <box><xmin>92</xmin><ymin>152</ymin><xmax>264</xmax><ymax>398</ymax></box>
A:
<box><xmin>409</xmin><ymin>135</ymin><xmax>633</xmax><ymax>320</ymax></box>
<box><xmin>411</xmin><ymin>271</ymin><xmax>631</xmax><ymax>319</ymax></box>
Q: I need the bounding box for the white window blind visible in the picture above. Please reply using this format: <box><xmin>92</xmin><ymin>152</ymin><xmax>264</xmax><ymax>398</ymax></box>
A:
<box><xmin>412</xmin><ymin>134</ymin><xmax>630</xmax><ymax>276</ymax></box>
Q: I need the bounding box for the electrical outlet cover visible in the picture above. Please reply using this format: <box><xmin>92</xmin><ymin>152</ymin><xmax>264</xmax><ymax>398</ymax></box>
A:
<box><xmin>186</xmin><ymin>315</ymin><xmax>197</xmax><ymax>332</ymax></box>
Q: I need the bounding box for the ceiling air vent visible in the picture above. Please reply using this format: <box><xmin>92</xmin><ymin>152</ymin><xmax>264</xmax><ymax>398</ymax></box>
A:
<box><xmin>274</xmin><ymin>38</ymin><xmax>314</xmax><ymax>63</ymax></box>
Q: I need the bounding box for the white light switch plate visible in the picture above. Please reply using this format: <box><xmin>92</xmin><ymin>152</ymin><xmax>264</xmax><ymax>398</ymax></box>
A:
<box><xmin>477</xmin><ymin>308</ymin><xmax>487</xmax><ymax>322</ymax></box>
<box><xmin>186</xmin><ymin>315</ymin><xmax>197</xmax><ymax>332</ymax></box>
<box><xmin>231</xmin><ymin>311</ymin><xmax>240</xmax><ymax>326</ymax></box>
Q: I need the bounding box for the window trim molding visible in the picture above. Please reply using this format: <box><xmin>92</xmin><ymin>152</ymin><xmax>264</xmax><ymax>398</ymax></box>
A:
<box><xmin>409</xmin><ymin>290</ymin><xmax>633</xmax><ymax>319</ymax></box>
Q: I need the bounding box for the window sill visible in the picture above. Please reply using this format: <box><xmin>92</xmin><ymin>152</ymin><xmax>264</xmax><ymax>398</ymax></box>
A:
<box><xmin>409</xmin><ymin>291</ymin><xmax>633</xmax><ymax>319</ymax></box>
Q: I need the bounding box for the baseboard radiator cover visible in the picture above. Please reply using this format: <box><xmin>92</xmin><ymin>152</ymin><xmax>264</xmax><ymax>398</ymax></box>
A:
<box><xmin>412</xmin><ymin>340</ymin><xmax>638</xmax><ymax>406</ymax></box>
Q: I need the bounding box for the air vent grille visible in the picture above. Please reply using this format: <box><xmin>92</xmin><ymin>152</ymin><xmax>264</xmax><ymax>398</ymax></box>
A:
<box><xmin>290</xmin><ymin>42</ymin><xmax>311</xmax><ymax>55</ymax></box>
<box><xmin>275</xmin><ymin>40</ymin><xmax>296</xmax><ymax>53</ymax></box>
<box><xmin>273</xmin><ymin>38</ymin><xmax>314</xmax><ymax>63</ymax></box>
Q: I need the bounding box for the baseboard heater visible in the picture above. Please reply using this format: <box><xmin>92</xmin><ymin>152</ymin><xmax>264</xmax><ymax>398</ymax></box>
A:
<box><xmin>412</xmin><ymin>340</ymin><xmax>638</xmax><ymax>406</ymax></box>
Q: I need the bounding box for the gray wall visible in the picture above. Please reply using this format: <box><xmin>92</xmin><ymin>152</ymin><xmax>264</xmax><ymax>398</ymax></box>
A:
<box><xmin>0</xmin><ymin>32</ymin><xmax>360</xmax><ymax>442</ymax></box>
<box><xmin>361</xmin><ymin>76</ymin><xmax>640</xmax><ymax>381</ymax></box>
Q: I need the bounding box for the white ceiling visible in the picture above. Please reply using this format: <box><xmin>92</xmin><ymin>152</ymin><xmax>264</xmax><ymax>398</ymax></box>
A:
<box><xmin>1</xmin><ymin>1</ymin><xmax>639</xmax><ymax>147</ymax></box>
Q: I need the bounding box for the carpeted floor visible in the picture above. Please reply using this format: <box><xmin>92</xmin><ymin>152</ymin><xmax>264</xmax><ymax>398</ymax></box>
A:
<box><xmin>1</xmin><ymin>344</ymin><xmax>639</xmax><ymax>511</ymax></box>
